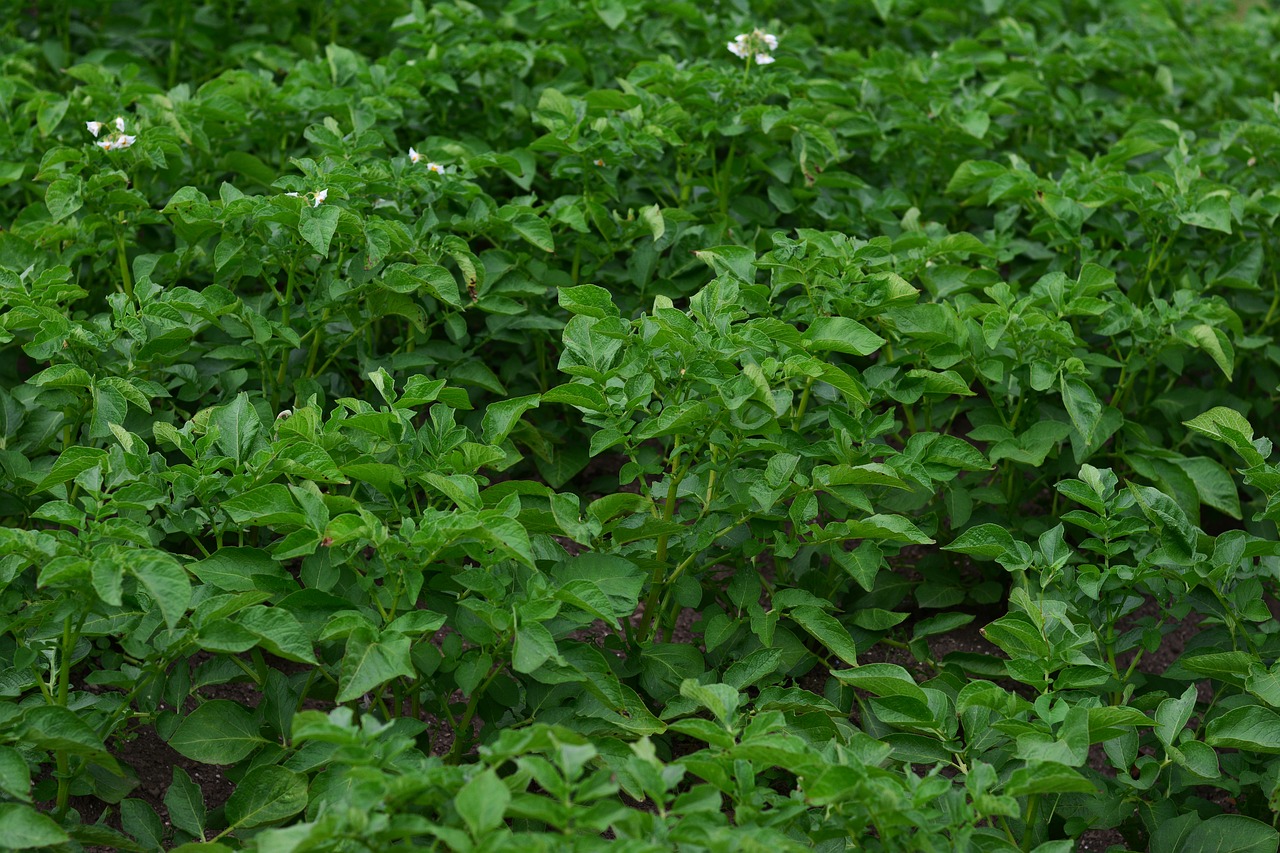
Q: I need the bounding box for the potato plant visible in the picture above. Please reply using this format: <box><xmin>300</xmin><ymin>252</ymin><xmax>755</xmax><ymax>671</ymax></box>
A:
<box><xmin>2</xmin><ymin>1</ymin><xmax>1280</xmax><ymax>851</ymax></box>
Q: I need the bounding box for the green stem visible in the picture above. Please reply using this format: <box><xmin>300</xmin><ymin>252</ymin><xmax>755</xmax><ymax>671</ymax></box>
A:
<box><xmin>54</xmin><ymin>612</ymin><xmax>80</xmax><ymax>819</ymax></box>
<box><xmin>1021</xmin><ymin>793</ymin><xmax>1040</xmax><ymax>849</ymax></box>
<box><xmin>115</xmin><ymin>229</ymin><xmax>133</xmax><ymax>301</ymax></box>
<box><xmin>313</xmin><ymin>318</ymin><xmax>376</xmax><ymax>379</ymax></box>
<box><xmin>167</xmin><ymin>4</ymin><xmax>186</xmax><ymax>89</ymax></box>
<box><xmin>445</xmin><ymin>663</ymin><xmax>503</xmax><ymax>764</ymax></box>
<box><xmin>637</xmin><ymin>461</ymin><xmax>687</xmax><ymax>642</ymax></box>
<box><xmin>305</xmin><ymin>310</ymin><xmax>330</xmax><ymax>378</ymax></box>
<box><xmin>1260</xmin><ymin>271</ymin><xmax>1280</xmax><ymax>332</ymax></box>
<box><xmin>792</xmin><ymin>377</ymin><xmax>814</xmax><ymax>430</ymax></box>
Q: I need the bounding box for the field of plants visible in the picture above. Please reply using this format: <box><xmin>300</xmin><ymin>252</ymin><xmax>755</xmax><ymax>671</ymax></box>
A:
<box><xmin>6</xmin><ymin>0</ymin><xmax>1280</xmax><ymax>849</ymax></box>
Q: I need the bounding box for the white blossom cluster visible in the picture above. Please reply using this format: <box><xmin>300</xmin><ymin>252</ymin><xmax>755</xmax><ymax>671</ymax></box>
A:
<box><xmin>727</xmin><ymin>29</ymin><xmax>779</xmax><ymax>65</ymax></box>
<box><xmin>86</xmin><ymin>116</ymin><xmax>136</xmax><ymax>151</ymax></box>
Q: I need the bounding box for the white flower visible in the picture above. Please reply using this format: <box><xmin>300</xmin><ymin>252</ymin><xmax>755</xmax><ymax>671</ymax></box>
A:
<box><xmin>115</xmin><ymin>134</ymin><xmax>136</xmax><ymax>150</ymax></box>
<box><xmin>727</xmin><ymin>28</ymin><xmax>778</xmax><ymax>65</ymax></box>
<box><xmin>276</xmin><ymin>409</ymin><xmax>293</xmax><ymax>420</ymax></box>
<box><xmin>96</xmin><ymin>139</ymin><xmax>113</xmax><ymax>151</ymax></box>
<box><xmin>285</xmin><ymin>191</ymin><xmax>300</xmax><ymax>197</ymax></box>
<box><xmin>425</xmin><ymin>162</ymin><xmax>445</xmax><ymax>174</ymax></box>
<box><xmin>114</xmin><ymin>116</ymin><xmax>126</xmax><ymax>132</ymax></box>
<box><xmin>409</xmin><ymin>146</ymin><xmax>421</xmax><ymax>164</ymax></box>
<box><xmin>86</xmin><ymin>121</ymin><xmax>103</xmax><ymax>137</ymax></box>
<box><xmin>313</xmin><ymin>188</ymin><xmax>328</xmax><ymax>206</ymax></box>
<box><xmin>593</xmin><ymin>158</ymin><xmax>606</xmax><ymax>167</ymax></box>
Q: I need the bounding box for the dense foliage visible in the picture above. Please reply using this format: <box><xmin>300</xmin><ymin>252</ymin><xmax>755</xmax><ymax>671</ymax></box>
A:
<box><xmin>4</xmin><ymin>0</ymin><xmax>1280</xmax><ymax>849</ymax></box>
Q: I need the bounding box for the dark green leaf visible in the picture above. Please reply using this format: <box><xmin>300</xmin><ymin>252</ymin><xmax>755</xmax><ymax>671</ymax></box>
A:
<box><xmin>224</xmin><ymin>766</ymin><xmax>308</xmax><ymax>829</ymax></box>
<box><xmin>169</xmin><ymin>700</ymin><xmax>265</xmax><ymax>765</ymax></box>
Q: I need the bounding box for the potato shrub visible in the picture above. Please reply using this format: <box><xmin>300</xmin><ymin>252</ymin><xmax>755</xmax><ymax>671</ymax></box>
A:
<box><xmin>3</xmin><ymin>1</ymin><xmax>1280</xmax><ymax>851</ymax></box>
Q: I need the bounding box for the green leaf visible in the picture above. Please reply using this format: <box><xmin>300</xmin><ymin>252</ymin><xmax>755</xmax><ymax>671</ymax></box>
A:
<box><xmin>1179</xmin><ymin>193</ymin><xmax>1233</xmax><ymax>234</ymax></box>
<box><xmin>164</xmin><ymin>767</ymin><xmax>206</xmax><ymax>839</ymax></box>
<box><xmin>383</xmin><ymin>263</ymin><xmax>463</xmax><ymax>307</ymax></box>
<box><xmin>129</xmin><ymin>551</ymin><xmax>191</xmax><ymax>629</ymax></box>
<box><xmin>640</xmin><ymin>643</ymin><xmax>705</xmax><ymax>700</ymax></box>
<box><xmin>299</xmin><ymin>202</ymin><xmax>341</xmax><ymax>255</ymax></box>
<box><xmin>507</xmin><ymin>209</ymin><xmax>554</xmax><ymax>252</ymax></box>
<box><xmin>424</xmin><ymin>473</ymin><xmax>481</xmax><ymax>511</ymax></box>
<box><xmin>790</xmin><ymin>606</ymin><xmax>859</xmax><ymax>666</ymax></box>
<box><xmin>558</xmin><ymin>285</ymin><xmax>618</xmax><ymax>318</ymax></box>
<box><xmin>37</xmin><ymin>446</ymin><xmax>107</xmax><ymax>491</ymax></box>
<box><xmin>1186</xmin><ymin>324</ymin><xmax>1234</xmax><ymax>378</ymax></box>
<box><xmin>832</xmin><ymin>664</ymin><xmax>927</xmax><ymax>704</ymax></box>
<box><xmin>188</xmin><ymin>547</ymin><xmax>291</xmax><ymax>593</ymax></box>
<box><xmin>21</xmin><ymin>706</ymin><xmax>119</xmax><ymax>772</ymax></box>
<box><xmin>121</xmin><ymin>799</ymin><xmax>163</xmax><ymax>850</ymax></box>
<box><xmin>1128</xmin><ymin>483</ymin><xmax>1196</xmax><ymax>561</ymax></box>
<box><xmin>1060</xmin><ymin>375</ymin><xmax>1102</xmax><ymax>444</ymax></box>
<box><xmin>29</xmin><ymin>364</ymin><xmax>93</xmax><ymax>388</ymax></box>
<box><xmin>222</xmin><ymin>484</ymin><xmax>303</xmax><ymax>526</ymax></box>
<box><xmin>554</xmin><ymin>580</ymin><xmax>622</xmax><ymax>627</ymax></box>
<box><xmin>1184</xmin><ymin>407</ymin><xmax>1265</xmax><ymax>466</ymax></box>
<box><xmin>0</xmin><ymin>746</ymin><xmax>31</xmax><ymax>802</ymax></box>
<box><xmin>596</xmin><ymin>0</ymin><xmax>626</xmax><ymax>29</ymax></box>
<box><xmin>805</xmin><ymin>317</ymin><xmax>885</xmax><ymax>356</ymax></box>
<box><xmin>679</xmin><ymin>680</ymin><xmax>741</xmax><ymax>728</ymax></box>
<box><xmin>542</xmin><ymin>383</ymin><xmax>607</xmax><ymax>411</ymax></box>
<box><xmin>1174</xmin><ymin>740</ymin><xmax>1221</xmax><ymax>779</ymax></box>
<box><xmin>839</xmin><ymin>514</ymin><xmax>934</xmax><ymax>544</ymax></box>
<box><xmin>456</xmin><ymin>769</ymin><xmax>510</xmax><ymax>837</ymax></box>
<box><xmin>634</xmin><ymin>400</ymin><xmax>710</xmax><ymax>441</ymax></box>
<box><xmin>514</xmin><ymin>620</ymin><xmax>559</xmax><ymax>673</ymax></box>
<box><xmin>1156</xmin><ymin>685</ymin><xmax>1198</xmax><ymax>747</ymax></box>
<box><xmin>1005</xmin><ymin>763</ymin><xmax>1096</xmax><ymax>796</ymax></box>
<box><xmin>337</xmin><ymin>627</ymin><xmax>415</xmax><ymax>703</ymax></box>
<box><xmin>693</xmin><ymin>245</ymin><xmax>755</xmax><ymax>280</ymax></box>
<box><xmin>723</xmin><ymin>648</ymin><xmax>784</xmax><ymax>690</ymax></box>
<box><xmin>1177</xmin><ymin>456</ymin><xmax>1242</xmax><ymax>519</ymax></box>
<box><xmin>1206</xmin><ymin>705</ymin><xmax>1280</xmax><ymax>754</ymax></box>
<box><xmin>552</xmin><ymin>554</ymin><xmax>644</xmax><ymax>613</ymax></box>
<box><xmin>482</xmin><ymin>394</ymin><xmax>540</xmax><ymax>445</ymax></box>
<box><xmin>237</xmin><ymin>606</ymin><xmax>318</xmax><ymax>664</ymax></box>
<box><xmin>943</xmin><ymin>524</ymin><xmax>1015</xmax><ymax>560</ymax></box>
<box><xmin>46</xmin><ymin>177</ymin><xmax>83</xmax><ymax>221</ymax></box>
<box><xmin>169</xmin><ymin>700</ymin><xmax>266</xmax><ymax>764</ymax></box>
<box><xmin>639</xmin><ymin>203</ymin><xmax>663</xmax><ymax>239</ymax></box>
<box><xmin>224</xmin><ymin>766</ymin><xmax>308</xmax><ymax>829</ymax></box>
<box><xmin>0</xmin><ymin>803</ymin><xmax>70</xmax><ymax>848</ymax></box>
<box><xmin>1176</xmin><ymin>815</ymin><xmax>1279</xmax><ymax>853</ymax></box>
<box><xmin>211</xmin><ymin>393</ymin><xmax>261</xmax><ymax>465</ymax></box>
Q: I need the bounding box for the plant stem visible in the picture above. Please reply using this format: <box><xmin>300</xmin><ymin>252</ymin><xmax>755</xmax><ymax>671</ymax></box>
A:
<box><xmin>54</xmin><ymin>612</ymin><xmax>78</xmax><ymax>819</ymax></box>
<box><xmin>115</xmin><ymin>229</ymin><xmax>133</xmax><ymax>300</ymax></box>
<box><xmin>637</xmin><ymin>459</ymin><xmax>687</xmax><ymax>642</ymax></box>
<box><xmin>1021</xmin><ymin>793</ymin><xmax>1040</xmax><ymax>849</ymax></box>
<box><xmin>445</xmin><ymin>663</ymin><xmax>502</xmax><ymax>763</ymax></box>
<box><xmin>792</xmin><ymin>377</ymin><xmax>814</xmax><ymax>430</ymax></box>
